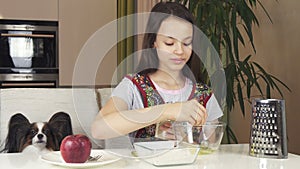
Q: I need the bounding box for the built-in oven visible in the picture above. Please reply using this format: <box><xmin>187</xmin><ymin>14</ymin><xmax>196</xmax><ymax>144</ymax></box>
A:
<box><xmin>0</xmin><ymin>19</ymin><xmax>58</xmax><ymax>88</ymax></box>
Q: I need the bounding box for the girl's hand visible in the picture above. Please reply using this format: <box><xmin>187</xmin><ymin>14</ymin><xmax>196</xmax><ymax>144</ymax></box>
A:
<box><xmin>156</xmin><ymin>121</ymin><xmax>175</xmax><ymax>140</ymax></box>
<box><xmin>164</xmin><ymin>99</ymin><xmax>207</xmax><ymax>125</ymax></box>
<box><xmin>159</xmin><ymin>120</ymin><xmax>172</xmax><ymax>131</ymax></box>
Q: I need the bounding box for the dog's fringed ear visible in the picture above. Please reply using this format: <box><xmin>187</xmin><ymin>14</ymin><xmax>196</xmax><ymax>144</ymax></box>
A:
<box><xmin>1</xmin><ymin>113</ymin><xmax>31</xmax><ymax>153</ymax></box>
<box><xmin>48</xmin><ymin>112</ymin><xmax>73</xmax><ymax>150</ymax></box>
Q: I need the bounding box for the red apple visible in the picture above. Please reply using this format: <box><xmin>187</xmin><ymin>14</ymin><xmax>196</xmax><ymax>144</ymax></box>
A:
<box><xmin>60</xmin><ymin>134</ymin><xmax>92</xmax><ymax>163</ymax></box>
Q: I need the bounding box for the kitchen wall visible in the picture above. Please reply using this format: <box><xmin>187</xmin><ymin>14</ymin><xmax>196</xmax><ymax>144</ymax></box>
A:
<box><xmin>58</xmin><ymin>0</ymin><xmax>117</xmax><ymax>86</ymax></box>
<box><xmin>0</xmin><ymin>0</ymin><xmax>117</xmax><ymax>86</ymax></box>
<box><xmin>231</xmin><ymin>0</ymin><xmax>300</xmax><ymax>154</ymax></box>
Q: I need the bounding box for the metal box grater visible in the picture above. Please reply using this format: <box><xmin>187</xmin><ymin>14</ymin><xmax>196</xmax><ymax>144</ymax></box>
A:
<box><xmin>249</xmin><ymin>99</ymin><xmax>288</xmax><ymax>159</ymax></box>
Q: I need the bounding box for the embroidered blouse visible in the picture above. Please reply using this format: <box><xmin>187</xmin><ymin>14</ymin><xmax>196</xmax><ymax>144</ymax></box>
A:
<box><xmin>111</xmin><ymin>73</ymin><xmax>223</xmax><ymax>138</ymax></box>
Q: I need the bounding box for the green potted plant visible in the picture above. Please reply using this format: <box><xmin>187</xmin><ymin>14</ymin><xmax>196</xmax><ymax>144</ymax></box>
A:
<box><xmin>172</xmin><ymin>0</ymin><xmax>291</xmax><ymax>143</ymax></box>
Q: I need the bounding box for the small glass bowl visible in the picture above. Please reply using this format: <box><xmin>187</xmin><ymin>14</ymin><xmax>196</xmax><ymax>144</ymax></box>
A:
<box><xmin>173</xmin><ymin>121</ymin><xmax>226</xmax><ymax>154</ymax></box>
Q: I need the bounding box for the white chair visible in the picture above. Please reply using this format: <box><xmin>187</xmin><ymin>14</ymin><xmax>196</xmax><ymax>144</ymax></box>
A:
<box><xmin>0</xmin><ymin>88</ymin><xmax>112</xmax><ymax>149</ymax></box>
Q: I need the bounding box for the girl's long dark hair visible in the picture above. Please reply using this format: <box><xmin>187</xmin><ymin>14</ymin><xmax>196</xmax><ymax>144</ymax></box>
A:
<box><xmin>135</xmin><ymin>1</ymin><xmax>202</xmax><ymax>83</ymax></box>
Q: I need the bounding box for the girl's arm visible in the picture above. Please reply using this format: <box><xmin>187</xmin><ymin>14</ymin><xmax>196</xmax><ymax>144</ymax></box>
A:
<box><xmin>91</xmin><ymin>97</ymin><xmax>207</xmax><ymax>139</ymax></box>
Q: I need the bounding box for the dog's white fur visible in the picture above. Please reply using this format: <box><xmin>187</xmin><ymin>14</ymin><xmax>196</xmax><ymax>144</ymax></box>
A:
<box><xmin>1</xmin><ymin>112</ymin><xmax>73</xmax><ymax>154</ymax></box>
<box><xmin>22</xmin><ymin>122</ymin><xmax>50</xmax><ymax>155</ymax></box>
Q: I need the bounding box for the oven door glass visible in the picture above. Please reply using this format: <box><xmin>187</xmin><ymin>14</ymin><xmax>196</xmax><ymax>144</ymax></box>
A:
<box><xmin>0</xmin><ymin>29</ymin><xmax>57</xmax><ymax>71</ymax></box>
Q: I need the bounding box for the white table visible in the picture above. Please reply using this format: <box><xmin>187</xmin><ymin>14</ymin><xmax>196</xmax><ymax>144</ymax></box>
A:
<box><xmin>0</xmin><ymin>144</ymin><xmax>299</xmax><ymax>169</ymax></box>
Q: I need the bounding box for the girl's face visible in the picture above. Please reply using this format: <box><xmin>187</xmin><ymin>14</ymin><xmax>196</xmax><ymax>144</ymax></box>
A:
<box><xmin>154</xmin><ymin>16</ymin><xmax>193</xmax><ymax>73</ymax></box>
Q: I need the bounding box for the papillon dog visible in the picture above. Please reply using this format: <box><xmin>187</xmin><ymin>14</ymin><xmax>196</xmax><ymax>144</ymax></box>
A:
<box><xmin>1</xmin><ymin>112</ymin><xmax>73</xmax><ymax>154</ymax></box>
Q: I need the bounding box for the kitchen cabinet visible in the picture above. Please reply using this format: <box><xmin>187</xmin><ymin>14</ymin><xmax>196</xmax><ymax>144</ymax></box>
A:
<box><xmin>59</xmin><ymin>0</ymin><xmax>117</xmax><ymax>86</ymax></box>
<box><xmin>0</xmin><ymin>0</ymin><xmax>58</xmax><ymax>21</ymax></box>
<box><xmin>0</xmin><ymin>0</ymin><xmax>117</xmax><ymax>86</ymax></box>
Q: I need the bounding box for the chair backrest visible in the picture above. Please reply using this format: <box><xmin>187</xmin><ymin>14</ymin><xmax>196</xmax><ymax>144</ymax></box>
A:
<box><xmin>95</xmin><ymin>87</ymin><xmax>114</xmax><ymax>108</ymax></box>
<box><xmin>0</xmin><ymin>88</ymin><xmax>106</xmax><ymax>149</ymax></box>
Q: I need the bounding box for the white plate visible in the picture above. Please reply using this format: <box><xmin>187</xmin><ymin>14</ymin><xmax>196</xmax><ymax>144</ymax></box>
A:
<box><xmin>40</xmin><ymin>149</ymin><xmax>121</xmax><ymax>168</ymax></box>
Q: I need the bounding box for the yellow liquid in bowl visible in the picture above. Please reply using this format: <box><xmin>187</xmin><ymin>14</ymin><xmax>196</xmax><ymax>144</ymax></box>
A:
<box><xmin>198</xmin><ymin>147</ymin><xmax>215</xmax><ymax>155</ymax></box>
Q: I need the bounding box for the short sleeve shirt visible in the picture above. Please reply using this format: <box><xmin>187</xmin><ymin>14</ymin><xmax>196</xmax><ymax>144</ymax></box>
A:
<box><xmin>111</xmin><ymin>77</ymin><xmax>223</xmax><ymax>122</ymax></box>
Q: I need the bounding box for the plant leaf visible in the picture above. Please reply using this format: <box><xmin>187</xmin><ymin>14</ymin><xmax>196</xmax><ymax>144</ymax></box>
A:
<box><xmin>270</xmin><ymin>74</ymin><xmax>292</xmax><ymax>92</ymax></box>
<box><xmin>257</xmin><ymin>0</ymin><xmax>274</xmax><ymax>24</ymax></box>
<box><xmin>250</xmin><ymin>63</ymin><xmax>263</xmax><ymax>96</ymax></box>
<box><xmin>227</xmin><ymin>125</ymin><xmax>238</xmax><ymax>143</ymax></box>
<box><xmin>266</xmin><ymin>83</ymin><xmax>271</xmax><ymax>98</ymax></box>
<box><xmin>252</xmin><ymin>62</ymin><xmax>274</xmax><ymax>88</ymax></box>
<box><xmin>247</xmin><ymin>79</ymin><xmax>251</xmax><ymax>99</ymax></box>
<box><xmin>237</xmin><ymin>83</ymin><xmax>245</xmax><ymax>116</ymax></box>
<box><xmin>257</xmin><ymin>72</ymin><xmax>270</xmax><ymax>99</ymax></box>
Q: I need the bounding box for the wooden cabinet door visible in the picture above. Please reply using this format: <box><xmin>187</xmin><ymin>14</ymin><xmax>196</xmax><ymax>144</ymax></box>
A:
<box><xmin>0</xmin><ymin>0</ymin><xmax>58</xmax><ymax>20</ymax></box>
